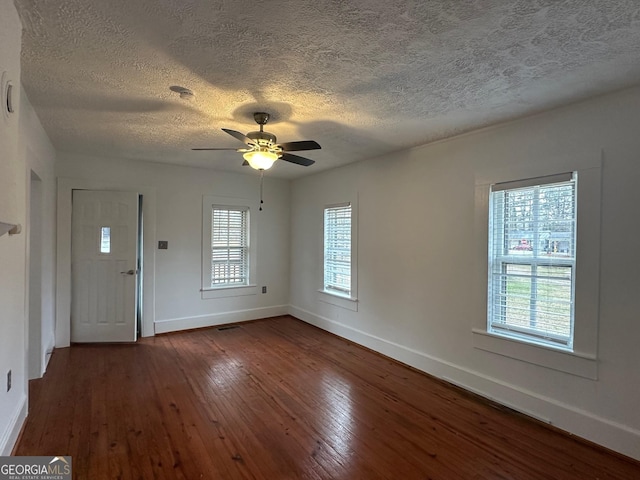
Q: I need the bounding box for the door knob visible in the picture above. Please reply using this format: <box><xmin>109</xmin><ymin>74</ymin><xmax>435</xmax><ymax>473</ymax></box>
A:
<box><xmin>120</xmin><ymin>269</ymin><xmax>137</xmax><ymax>275</ymax></box>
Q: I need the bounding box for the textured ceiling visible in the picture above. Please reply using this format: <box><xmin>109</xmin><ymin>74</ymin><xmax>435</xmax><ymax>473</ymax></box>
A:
<box><xmin>14</xmin><ymin>0</ymin><xmax>640</xmax><ymax>178</ymax></box>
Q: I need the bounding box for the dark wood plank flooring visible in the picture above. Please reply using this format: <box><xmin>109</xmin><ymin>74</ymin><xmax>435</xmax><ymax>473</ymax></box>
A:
<box><xmin>14</xmin><ymin>316</ymin><xmax>640</xmax><ymax>479</ymax></box>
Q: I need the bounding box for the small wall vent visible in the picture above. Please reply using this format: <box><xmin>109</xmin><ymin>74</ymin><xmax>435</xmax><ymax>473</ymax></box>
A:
<box><xmin>217</xmin><ymin>325</ymin><xmax>240</xmax><ymax>331</ymax></box>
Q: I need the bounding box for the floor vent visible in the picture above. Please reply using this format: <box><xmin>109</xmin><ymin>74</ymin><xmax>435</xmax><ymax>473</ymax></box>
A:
<box><xmin>217</xmin><ymin>325</ymin><xmax>240</xmax><ymax>331</ymax></box>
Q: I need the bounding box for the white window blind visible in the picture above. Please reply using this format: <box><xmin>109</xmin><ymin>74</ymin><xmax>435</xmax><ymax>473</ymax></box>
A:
<box><xmin>211</xmin><ymin>206</ymin><xmax>249</xmax><ymax>287</ymax></box>
<box><xmin>488</xmin><ymin>173</ymin><xmax>577</xmax><ymax>349</ymax></box>
<box><xmin>324</xmin><ymin>203</ymin><xmax>352</xmax><ymax>296</ymax></box>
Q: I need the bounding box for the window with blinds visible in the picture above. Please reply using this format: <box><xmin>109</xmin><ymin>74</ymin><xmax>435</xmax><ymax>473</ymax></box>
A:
<box><xmin>211</xmin><ymin>206</ymin><xmax>249</xmax><ymax>287</ymax></box>
<box><xmin>488</xmin><ymin>172</ymin><xmax>577</xmax><ymax>349</ymax></box>
<box><xmin>324</xmin><ymin>203</ymin><xmax>352</xmax><ymax>296</ymax></box>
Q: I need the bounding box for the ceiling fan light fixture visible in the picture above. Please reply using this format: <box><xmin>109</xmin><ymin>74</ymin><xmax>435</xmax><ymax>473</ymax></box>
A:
<box><xmin>243</xmin><ymin>150</ymin><xmax>278</xmax><ymax>170</ymax></box>
<box><xmin>193</xmin><ymin>111</ymin><xmax>320</xmax><ymax>169</ymax></box>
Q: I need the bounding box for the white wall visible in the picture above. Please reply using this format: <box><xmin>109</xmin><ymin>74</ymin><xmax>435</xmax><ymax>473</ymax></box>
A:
<box><xmin>21</xmin><ymin>91</ymin><xmax>57</xmax><ymax>379</ymax></box>
<box><xmin>0</xmin><ymin>0</ymin><xmax>56</xmax><ymax>455</ymax></box>
<box><xmin>56</xmin><ymin>154</ymin><xmax>290</xmax><ymax>343</ymax></box>
<box><xmin>289</xmin><ymin>85</ymin><xmax>640</xmax><ymax>460</ymax></box>
<box><xmin>0</xmin><ymin>0</ymin><xmax>26</xmax><ymax>455</ymax></box>
<box><xmin>0</xmin><ymin>2</ymin><xmax>20</xmax><ymax>230</ymax></box>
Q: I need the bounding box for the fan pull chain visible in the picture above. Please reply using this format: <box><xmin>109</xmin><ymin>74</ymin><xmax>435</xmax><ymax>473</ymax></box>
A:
<box><xmin>259</xmin><ymin>170</ymin><xmax>264</xmax><ymax>211</ymax></box>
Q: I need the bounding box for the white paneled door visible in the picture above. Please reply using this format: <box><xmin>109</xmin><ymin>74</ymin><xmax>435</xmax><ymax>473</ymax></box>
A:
<box><xmin>71</xmin><ymin>190</ymin><xmax>139</xmax><ymax>342</ymax></box>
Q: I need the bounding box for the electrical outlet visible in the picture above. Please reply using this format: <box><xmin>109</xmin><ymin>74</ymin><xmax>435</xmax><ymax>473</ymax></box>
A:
<box><xmin>262</xmin><ymin>286</ymin><xmax>267</xmax><ymax>294</ymax></box>
<box><xmin>7</xmin><ymin>370</ymin><xmax>11</xmax><ymax>392</ymax></box>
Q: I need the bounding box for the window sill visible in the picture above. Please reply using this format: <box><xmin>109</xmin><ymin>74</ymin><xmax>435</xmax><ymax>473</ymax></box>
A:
<box><xmin>317</xmin><ymin>290</ymin><xmax>358</xmax><ymax>311</ymax></box>
<box><xmin>201</xmin><ymin>284</ymin><xmax>258</xmax><ymax>299</ymax></box>
<box><xmin>472</xmin><ymin>328</ymin><xmax>597</xmax><ymax>379</ymax></box>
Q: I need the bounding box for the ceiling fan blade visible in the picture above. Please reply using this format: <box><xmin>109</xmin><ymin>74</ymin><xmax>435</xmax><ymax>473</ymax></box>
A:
<box><xmin>222</xmin><ymin>128</ymin><xmax>255</xmax><ymax>146</ymax></box>
<box><xmin>280</xmin><ymin>152</ymin><xmax>315</xmax><ymax>166</ymax></box>
<box><xmin>278</xmin><ymin>140</ymin><xmax>321</xmax><ymax>152</ymax></box>
<box><xmin>192</xmin><ymin>148</ymin><xmax>241</xmax><ymax>151</ymax></box>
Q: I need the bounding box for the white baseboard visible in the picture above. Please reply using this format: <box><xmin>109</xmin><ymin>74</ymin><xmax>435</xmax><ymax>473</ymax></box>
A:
<box><xmin>42</xmin><ymin>339</ymin><xmax>55</xmax><ymax>377</ymax></box>
<box><xmin>289</xmin><ymin>305</ymin><xmax>640</xmax><ymax>461</ymax></box>
<box><xmin>154</xmin><ymin>305</ymin><xmax>289</xmax><ymax>334</ymax></box>
<box><xmin>0</xmin><ymin>394</ymin><xmax>27</xmax><ymax>456</ymax></box>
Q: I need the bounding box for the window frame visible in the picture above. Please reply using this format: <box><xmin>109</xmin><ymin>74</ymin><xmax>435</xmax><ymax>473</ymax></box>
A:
<box><xmin>99</xmin><ymin>226</ymin><xmax>111</xmax><ymax>254</ymax></box>
<box><xmin>472</xmin><ymin>155</ymin><xmax>601</xmax><ymax>379</ymax></box>
<box><xmin>201</xmin><ymin>195</ymin><xmax>258</xmax><ymax>299</ymax></box>
<box><xmin>323</xmin><ymin>203</ymin><xmax>353</xmax><ymax>296</ymax></box>
<box><xmin>210</xmin><ymin>205</ymin><xmax>250</xmax><ymax>287</ymax></box>
<box><xmin>487</xmin><ymin>173</ymin><xmax>577</xmax><ymax>350</ymax></box>
<box><xmin>318</xmin><ymin>197</ymin><xmax>358</xmax><ymax>311</ymax></box>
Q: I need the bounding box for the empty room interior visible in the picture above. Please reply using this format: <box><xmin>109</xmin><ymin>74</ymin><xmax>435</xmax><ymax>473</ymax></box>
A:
<box><xmin>1</xmin><ymin>0</ymin><xmax>640</xmax><ymax>478</ymax></box>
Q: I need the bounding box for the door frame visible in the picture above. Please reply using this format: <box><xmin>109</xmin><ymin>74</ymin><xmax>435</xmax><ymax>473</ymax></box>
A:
<box><xmin>28</xmin><ymin>170</ymin><xmax>43</xmax><ymax>377</ymax></box>
<box><xmin>56</xmin><ymin>177</ymin><xmax>156</xmax><ymax>347</ymax></box>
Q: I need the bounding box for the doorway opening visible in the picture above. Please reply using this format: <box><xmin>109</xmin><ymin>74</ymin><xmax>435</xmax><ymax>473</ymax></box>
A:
<box><xmin>28</xmin><ymin>171</ymin><xmax>43</xmax><ymax>378</ymax></box>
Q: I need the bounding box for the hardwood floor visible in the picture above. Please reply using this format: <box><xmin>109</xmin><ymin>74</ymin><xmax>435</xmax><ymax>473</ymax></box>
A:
<box><xmin>15</xmin><ymin>316</ymin><xmax>640</xmax><ymax>479</ymax></box>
